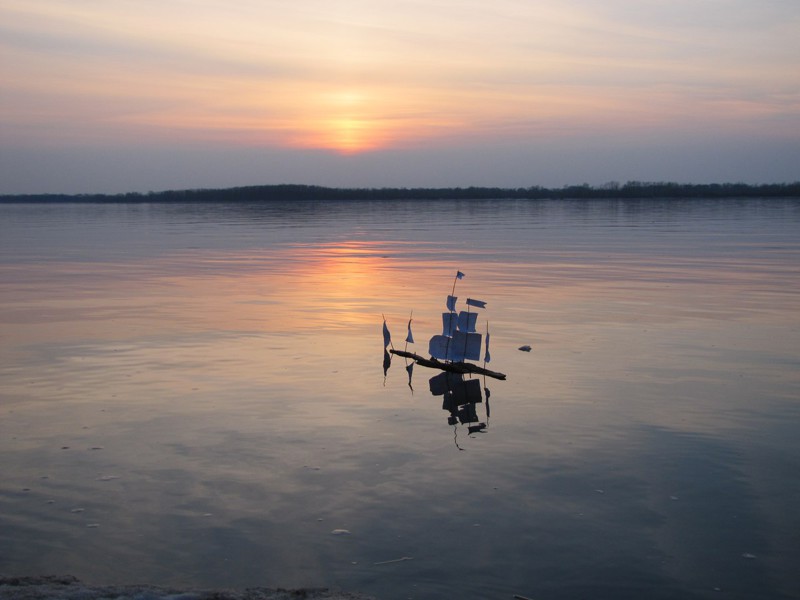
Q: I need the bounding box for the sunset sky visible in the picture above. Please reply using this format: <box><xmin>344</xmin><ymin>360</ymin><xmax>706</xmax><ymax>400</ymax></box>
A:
<box><xmin>1</xmin><ymin>0</ymin><xmax>798</xmax><ymax>194</ymax></box>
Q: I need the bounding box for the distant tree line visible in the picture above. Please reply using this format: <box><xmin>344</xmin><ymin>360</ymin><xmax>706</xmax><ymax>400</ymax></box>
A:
<box><xmin>2</xmin><ymin>181</ymin><xmax>799</xmax><ymax>203</ymax></box>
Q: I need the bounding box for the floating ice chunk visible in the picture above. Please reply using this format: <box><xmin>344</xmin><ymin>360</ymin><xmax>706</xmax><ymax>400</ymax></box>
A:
<box><xmin>97</xmin><ymin>475</ymin><xmax>119</xmax><ymax>481</ymax></box>
<box><xmin>374</xmin><ymin>556</ymin><xmax>413</xmax><ymax>565</ymax></box>
<box><xmin>331</xmin><ymin>529</ymin><xmax>351</xmax><ymax>535</ymax></box>
<box><xmin>742</xmin><ymin>553</ymin><xmax>757</xmax><ymax>559</ymax></box>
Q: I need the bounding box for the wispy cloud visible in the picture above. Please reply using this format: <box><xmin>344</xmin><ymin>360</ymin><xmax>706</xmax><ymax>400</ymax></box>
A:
<box><xmin>1</xmin><ymin>0</ymin><xmax>798</xmax><ymax>190</ymax></box>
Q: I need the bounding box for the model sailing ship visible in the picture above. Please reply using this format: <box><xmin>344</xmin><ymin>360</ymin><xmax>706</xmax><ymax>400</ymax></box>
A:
<box><xmin>383</xmin><ymin>271</ymin><xmax>506</xmax><ymax>381</ymax></box>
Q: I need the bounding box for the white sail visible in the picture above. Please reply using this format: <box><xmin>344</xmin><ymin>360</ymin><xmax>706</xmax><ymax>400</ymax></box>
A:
<box><xmin>441</xmin><ymin>312</ymin><xmax>458</xmax><ymax>336</ymax></box>
<box><xmin>429</xmin><ymin>331</ymin><xmax>481</xmax><ymax>361</ymax></box>
<box><xmin>457</xmin><ymin>311</ymin><xmax>478</xmax><ymax>333</ymax></box>
<box><xmin>428</xmin><ymin>334</ymin><xmax>451</xmax><ymax>360</ymax></box>
<box><xmin>448</xmin><ymin>335</ymin><xmax>465</xmax><ymax>361</ymax></box>
<box><xmin>452</xmin><ymin>330</ymin><xmax>482</xmax><ymax>361</ymax></box>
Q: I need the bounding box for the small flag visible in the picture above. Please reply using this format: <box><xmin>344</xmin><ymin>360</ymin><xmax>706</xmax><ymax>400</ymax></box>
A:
<box><xmin>456</xmin><ymin>271</ymin><xmax>465</xmax><ymax>279</ymax></box>
<box><xmin>383</xmin><ymin>320</ymin><xmax>392</xmax><ymax>348</ymax></box>
<box><xmin>466</xmin><ymin>298</ymin><xmax>487</xmax><ymax>308</ymax></box>
<box><xmin>446</xmin><ymin>295</ymin><xmax>457</xmax><ymax>312</ymax></box>
<box><xmin>484</xmin><ymin>331</ymin><xmax>491</xmax><ymax>363</ymax></box>
<box><xmin>405</xmin><ymin>318</ymin><xmax>414</xmax><ymax>344</ymax></box>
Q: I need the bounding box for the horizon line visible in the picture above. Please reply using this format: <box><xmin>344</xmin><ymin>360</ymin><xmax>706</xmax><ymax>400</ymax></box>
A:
<box><xmin>2</xmin><ymin>181</ymin><xmax>800</xmax><ymax>202</ymax></box>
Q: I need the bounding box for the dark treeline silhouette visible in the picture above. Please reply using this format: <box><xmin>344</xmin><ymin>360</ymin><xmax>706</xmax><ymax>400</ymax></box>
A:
<box><xmin>2</xmin><ymin>181</ymin><xmax>799</xmax><ymax>203</ymax></box>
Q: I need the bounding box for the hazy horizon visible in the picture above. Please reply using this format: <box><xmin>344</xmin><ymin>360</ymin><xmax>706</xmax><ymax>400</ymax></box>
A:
<box><xmin>2</xmin><ymin>1</ymin><xmax>798</xmax><ymax>195</ymax></box>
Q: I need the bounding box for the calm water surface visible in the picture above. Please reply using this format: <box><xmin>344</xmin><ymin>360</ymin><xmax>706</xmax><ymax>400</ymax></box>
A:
<box><xmin>1</xmin><ymin>199</ymin><xmax>799</xmax><ymax>600</ymax></box>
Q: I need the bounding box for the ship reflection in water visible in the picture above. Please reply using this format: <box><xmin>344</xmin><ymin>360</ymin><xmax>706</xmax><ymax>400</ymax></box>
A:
<box><xmin>383</xmin><ymin>350</ymin><xmax>492</xmax><ymax>449</ymax></box>
<box><xmin>430</xmin><ymin>371</ymin><xmax>490</xmax><ymax>449</ymax></box>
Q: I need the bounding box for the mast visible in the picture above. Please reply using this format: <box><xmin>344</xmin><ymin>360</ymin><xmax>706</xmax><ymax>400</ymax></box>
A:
<box><xmin>451</xmin><ymin>270</ymin><xmax>464</xmax><ymax>298</ymax></box>
<box><xmin>444</xmin><ymin>271</ymin><xmax>463</xmax><ymax>360</ymax></box>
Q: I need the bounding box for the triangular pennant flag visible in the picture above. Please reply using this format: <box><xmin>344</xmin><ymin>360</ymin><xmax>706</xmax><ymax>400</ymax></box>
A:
<box><xmin>405</xmin><ymin>318</ymin><xmax>414</xmax><ymax>344</ymax></box>
<box><xmin>383</xmin><ymin>320</ymin><xmax>392</xmax><ymax>348</ymax></box>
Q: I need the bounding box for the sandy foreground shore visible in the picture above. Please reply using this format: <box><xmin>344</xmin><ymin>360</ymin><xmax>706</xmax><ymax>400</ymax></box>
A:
<box><xmin>0</xmin><ymin>576</ymin><xmax>375</xmax><ymax>600</ymax></box>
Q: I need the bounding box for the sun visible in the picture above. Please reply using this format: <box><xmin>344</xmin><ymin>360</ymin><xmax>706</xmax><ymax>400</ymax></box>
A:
<box><xmin>289</xmin><ymin>89</ymin><xmax>389</xmax><ymax>154</ymax></box>
<box><xmin>326</xmin><ymin>117</ymin><xmax>379</xmax><ymax>154</ymax></box>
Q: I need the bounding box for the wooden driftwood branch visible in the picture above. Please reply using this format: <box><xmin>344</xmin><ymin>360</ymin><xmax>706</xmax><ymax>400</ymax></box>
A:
<box><xmin>389</xmin><ymin>349</ymin><xmax>506</xmax><ymax>380</ymax></box>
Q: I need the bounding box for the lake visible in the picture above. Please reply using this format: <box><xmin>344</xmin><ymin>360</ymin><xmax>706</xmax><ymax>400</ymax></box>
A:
<box><xmin>1</xmin><ymin>198</ymin><xmax>799</xmax><ymax>600</ymax></box>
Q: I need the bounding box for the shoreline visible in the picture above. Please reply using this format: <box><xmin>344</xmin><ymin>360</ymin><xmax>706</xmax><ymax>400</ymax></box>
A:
<box><xmin>1</xmin><ymin>182</ymin><xmax>799</xmax><ymax>202</ymax></box>
<box><xmin>0</xmin><ymin>576</ymin><xmax>376</xmax><ymax>600</ymax></box>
